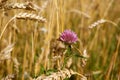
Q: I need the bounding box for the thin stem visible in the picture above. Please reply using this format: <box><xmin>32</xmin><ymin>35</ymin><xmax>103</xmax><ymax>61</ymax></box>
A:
<box><xmin>0</xmin><ymin>17</ymin><xmax>15</xmax><ymax>40</ymax></box>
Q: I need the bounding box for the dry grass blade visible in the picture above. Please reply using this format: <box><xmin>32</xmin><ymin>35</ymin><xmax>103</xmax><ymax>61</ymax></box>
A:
<box><xmin>69</xmin><ymin>9</ymin><xmax>91</xmax><ymax>18</ymax></box>
<box><xmin>103</xmin><ymin>0</ymin><xmax>114</xmax><ymax>18</ymax></box>
<box><xmin>33</xmin><ymin>68</ymin><xmax>87</xmax><ymax>80</ymax></box>
<box><xmin>0</xmin><ymin>43</ymin><xmax>14</xmax><ymax>61</ymax></box>
<box><xmin>15</xmin><ymin>13</ymin><xmax>47</xmax><ymax>23</ymax></box>
<box><xmin>4</xmin><ymin>2</ymin><xmax>41</xmax><ymax>11</ymax></box>
<box><xmin>105</xmin><ymin>36</ymin><xmax>120</xmax><ymax>80</ymax></box>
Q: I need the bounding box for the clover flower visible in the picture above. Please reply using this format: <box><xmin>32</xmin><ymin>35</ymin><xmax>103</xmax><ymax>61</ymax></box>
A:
<box><xmin>59</xmin><ymin>30</ymin><xmax>78</xmax><ymax>44</ymax></box>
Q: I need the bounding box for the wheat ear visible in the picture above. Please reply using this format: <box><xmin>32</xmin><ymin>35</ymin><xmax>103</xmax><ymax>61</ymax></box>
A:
<box><xmin>88</xmin><ymin>19</ymin><xmax>117</xmax><ymax>29</ymax></box>
<box><xmin>0</xmin><ymin>13</ymin><xmax>46</xmax><ymax>40</ymax></box>
<box><xmin>33</xmin><ymin>68</ymin><xmax>87</xmax><ymax>80</ymax></box>
<box><xmin>4</xmin><ymin>2</ymin><xmax>41</xmax><ymax>11</ymax></box>
<box><xmin>0</xmin><ymin>0</ymin><xmax>7</xmax><ymax>9</ymax></box>
<box><xmin>15</xmin><ymin>13</ymin><xmax>47</xmax><ymax>22</ymax></box>
<box><xmin>0</xmin><ymin>43</ymin><xmax>14</xmax><ymax>61</ymax></box>
<box><xmin>1</xmin><ymin>74</ymin><xmax>15</xmax><ymax>80</ymax></box>
<box><xmin>88</xmin><ymin>19</ymin><xmax>106</xmax><ymax>29</ymax></box>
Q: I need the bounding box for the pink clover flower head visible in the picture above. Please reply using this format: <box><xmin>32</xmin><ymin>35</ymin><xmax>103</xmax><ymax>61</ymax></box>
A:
<box><xmin>59</xmin><ymin>30</ymin><xmax>78</xmax><ymax>44</ymax></box>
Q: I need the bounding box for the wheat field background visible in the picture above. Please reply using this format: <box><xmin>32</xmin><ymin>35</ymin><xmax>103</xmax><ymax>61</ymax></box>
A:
<box><xmin>0</xmin><ymin>0</ymin><xmax>120</xmax><ymax>80</ymax></box>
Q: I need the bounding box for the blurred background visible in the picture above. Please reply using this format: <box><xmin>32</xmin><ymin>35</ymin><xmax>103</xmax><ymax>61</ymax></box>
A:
<box><xmin>0</xmin><ymin>0</ymin><xmax>120</xmax><ymax>80</ymax></box>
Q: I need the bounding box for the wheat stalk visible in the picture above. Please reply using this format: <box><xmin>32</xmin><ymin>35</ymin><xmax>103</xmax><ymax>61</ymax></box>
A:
<box><xmin>33</xmin><ymin>68</ymin><xmax>87</xmax><ymax>80</ymax></box>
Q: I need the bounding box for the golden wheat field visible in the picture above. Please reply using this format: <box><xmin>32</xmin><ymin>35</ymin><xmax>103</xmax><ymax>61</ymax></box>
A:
<box><xmin>0</xmin><ymin>0</ymin><xmax>120</xmax><ymax>80</ymax></box>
